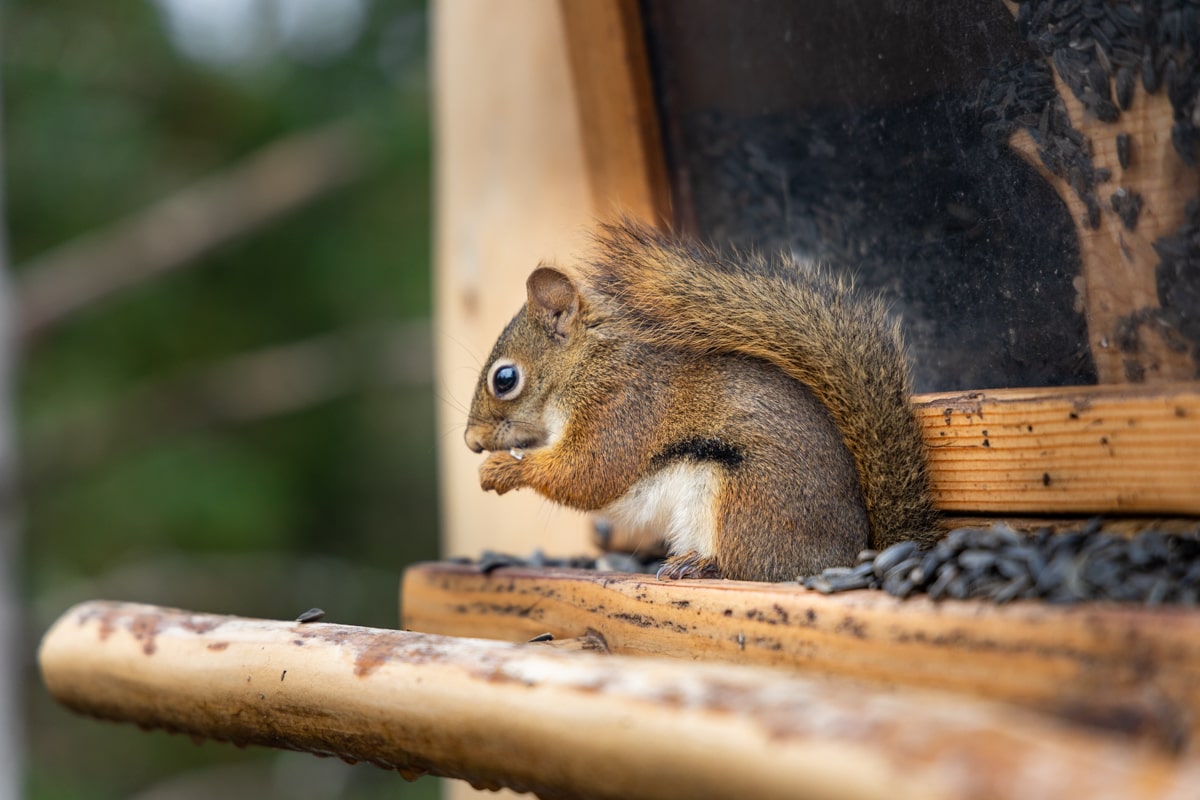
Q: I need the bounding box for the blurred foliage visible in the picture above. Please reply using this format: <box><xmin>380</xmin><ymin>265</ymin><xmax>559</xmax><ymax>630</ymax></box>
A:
<box><xmin>6</xmin><ymin>0</ymin><xmax>440</xmax><ymax>797</ymax></box>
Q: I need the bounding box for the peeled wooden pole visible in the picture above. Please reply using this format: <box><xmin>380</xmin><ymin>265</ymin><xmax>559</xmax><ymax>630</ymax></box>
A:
<box><xmin>38</xmin><ymin>601</ymin><xmax>1200</xmax><ymax>799</ymax></box>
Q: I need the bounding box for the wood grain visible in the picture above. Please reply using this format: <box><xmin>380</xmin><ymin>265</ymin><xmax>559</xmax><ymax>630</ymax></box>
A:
<box><xmin>40</xmin><ymin>600</ymin><xmax>1200</xmax><ymax>800</ymax></box>
<box><xmin>559</xmin><ymin>0</ymin><xmax>671</xmax><ymax>224</ymax></box>
<box><xmin>402</xmin><ymin>562</ymin><xmax>1200</xmax><ymax>752</ymax></box>
<box><xmin>915</xmin><ymin>382</ymin><xmax>1200</xmax><ymax>514</ymax></box>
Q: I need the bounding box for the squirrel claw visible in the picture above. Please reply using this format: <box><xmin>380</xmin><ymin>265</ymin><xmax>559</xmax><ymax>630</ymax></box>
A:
<box><xmin>656</xmin><ymin>552</ymin><xmax>723</xmax><ymax>581</ymax></box>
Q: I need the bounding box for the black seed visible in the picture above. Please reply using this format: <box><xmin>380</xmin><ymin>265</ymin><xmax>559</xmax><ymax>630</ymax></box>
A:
<box><xmin>986</xmin><ymin>523</ymin><xmax>1024</xmax><ymax>548</ymax></box>
<box><xmin>927</xmin><ymin>564</ymin><xmax>958</xmax><ymax>600</ymax></box>
<box><xmin>995</xmin><ymin>556</ymin><xmax>1029</xmax><ymax>581</ymax></box>
<box><xmin>1132</xmin><ymin>530</ymin><xmax>1171</xmax><ymax>564</ymax></box>
<box><xmin>804</xmin><ymin>576</ymin><xmax>836</xmax><ymax>594</ymax></box>
<box><xmin>296</xmin><ymin>608</ymin><xmax>326</xmax><ymax>623</ymax></box>
<box><xmin>943</xmin><ymin>528</ymin><xmax>971</xmax><ymax>551</ymax></box>
<box><xmin>479</xmin><ymin>551</ymin><xmax>523</xmax><ymax>573</ymax></box>
<box><xmin>1116</xmin><ymin>132</ymin><xmax>1131</xmax><ymax>169</ymax></box>
<box><xmin>946</xmin><ymin>573</ymin><xmax>971</xmax><ymax>600</ymax></box>
<box><xmin>1085</xmin><ymin>62</ymin><xmax>1111</xmax><ymax>97</ymax></box>
<box><xmin>1116</xmin><ymin>66</ymin><xmax>1135</xmax><ymax>109</ymax></box>
<box><xmin>593</xmin><ymin>518</ymin><xmax>613</xmax><ymax>549</ymax></box>
<box><xmin>1164</xmin><ymin>59</ymin><xmax>1184</xmax><ymax>108</ymax></box>
<box><xmin>1094</xmin><ymin>41</ymin><xmax>1113</xmax><ymax>75</ymax></box>
<box><xmin>885</xmin><ymin>556</ymin><xmax>922</xmax><ymax>581</ymax></box>
<box><xmin>1147</xmin><ymin>579</ymin><xmax>1171</xmax><ymax>606</ymax></box>
<box><xmin>1172</xmin><ymin>122</ymin><xmax>1198</xmax><ymax>166</ymax></box>
<box><xmin>1142</xmin><ymin>47</ymin><xmax>1159</xmax><ymax>93</ymax></box>
<box><xmin>1086</xmin><ymin>195</ymin><xmax>1102</xmax><ymax>229</ymax></box>
<box><xmin>828</xmin><ymin>572</ymin><xmax>875</xmax><ymax>592</ymax></box>
<box><xmin>1110</xmin><ymin>187</ymin><xmax>1142</xmax><ymax>231</ymax></box>
<box><xmin>872</xmin><ymin>540</ymin><xmax>920</xmax><ymax>580</ymax></box>
<box><xmin>1083</xmin><ymin>557</ymin><xmax>1123</xmax><ymax>588</ymax></box>
<box><xmin>851</xmin><ymin>560</ymin><xmax>877</xmax><ymax>579</ymax></box>
<box><xmin>1153</xmin><ymin>235</ymin><xmax>1189</xmax><ymax>261</ymax></box>
<box><xmin>994</xmin><ymin>575</ymin><xmax>1032</xmax><ymax>604</ymax></box>
<box><xmin>959</xmin><ymin>549</ymin><xmax>997</xmax><ymax>572</ymax></box>
<box><xmin>910</xmin><ymin>550</ymin><xmax>945</xmax><ymax>586</ymax></box>
<box><xmin>1111</xmin><ymin>3</ymin><xmax>1138</xmax><ymax>31</ymax></box>
<box><xmin>1090</xmin><ymin>95</ymin><xmax>1120</xmax><ymax>122</ymax></box>
<box><xmin>1111</xmin><ymin>46</ymin><xmax>1139</xmax><ymax>68</ymax></box>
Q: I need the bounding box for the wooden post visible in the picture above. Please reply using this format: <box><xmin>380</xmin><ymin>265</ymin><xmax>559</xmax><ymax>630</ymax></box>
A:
<box><xmin>433</xmin><ymin>0</ymin><xmax>599</xmax><ymax>563</ymax></box>
<box><xmin>559</xmin><ymin>0</ymin><xmax>671</xmax><ymax>224</ymax></box>
<box><xmin>434</xmin><ymin>0</ymin><xmax>675</xmax><ymax>570</ymax></box>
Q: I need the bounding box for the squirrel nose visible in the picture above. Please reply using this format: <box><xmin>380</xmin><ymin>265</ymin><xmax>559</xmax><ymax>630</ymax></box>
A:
<box><xmin>464</xmin><ymin>427</ymin><xmax>485</xmax><ymax>453</ymax></box>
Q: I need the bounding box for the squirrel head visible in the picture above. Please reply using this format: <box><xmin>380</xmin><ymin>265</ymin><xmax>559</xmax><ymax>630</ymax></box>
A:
<box><xmin>465</xmin><ymin>265</ymin><xmax>605</xmax><ymax>456</ymax></box>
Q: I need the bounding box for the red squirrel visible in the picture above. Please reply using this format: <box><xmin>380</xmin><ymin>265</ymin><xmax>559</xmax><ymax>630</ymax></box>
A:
<box><xmin>465</xmin><ymin>220</ymin><xmax>937</xmax><ymax>582</ymax></box>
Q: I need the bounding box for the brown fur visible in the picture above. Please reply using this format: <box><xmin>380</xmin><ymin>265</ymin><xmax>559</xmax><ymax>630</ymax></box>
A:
<box><xmin>465</xmin><ymin>220</ymin><xmax>937</xmax><ymax>581</ymax></box>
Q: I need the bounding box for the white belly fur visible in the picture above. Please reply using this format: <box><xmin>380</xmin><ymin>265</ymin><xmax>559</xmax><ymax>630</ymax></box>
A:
<box><xmin>601</xmin><ymin>462</ymin><xmax>719</xmax><ymax>558</ymax></box>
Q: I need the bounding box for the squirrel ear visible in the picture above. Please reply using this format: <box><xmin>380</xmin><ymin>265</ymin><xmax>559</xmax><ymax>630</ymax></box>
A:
<box><xmin>527</xmin><ymin>266</ymin><xmax>583</xmax><ymax>339</ymax></box>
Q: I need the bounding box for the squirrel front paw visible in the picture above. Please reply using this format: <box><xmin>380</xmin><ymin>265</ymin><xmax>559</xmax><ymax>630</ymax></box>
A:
<box><xmin>656</xmin><ymin>551</ymin><xmax>723</xmax><ymax>581</ymax></box>
<box><xmin>479</xmin><ymin>450</ymin><xmax>526</xmax><ymax>494</ymax></box>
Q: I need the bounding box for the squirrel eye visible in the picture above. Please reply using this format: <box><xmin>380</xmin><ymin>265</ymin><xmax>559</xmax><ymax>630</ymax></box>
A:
<box><xmin>487</xmin><ymin>359</ymin><xmax>524</xmax><ymax>400</ymax></box>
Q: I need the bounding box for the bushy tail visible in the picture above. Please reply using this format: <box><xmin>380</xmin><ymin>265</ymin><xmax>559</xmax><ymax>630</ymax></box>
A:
<box><xmin>581</xmin><ymin>220</ymin><xmax>937</xmax><ymax>547</ymax></box>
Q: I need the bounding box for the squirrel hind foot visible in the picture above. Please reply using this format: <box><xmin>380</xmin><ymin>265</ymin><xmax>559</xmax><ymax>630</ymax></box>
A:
<box><xmin>656</xmin><ymin>551</ymin><xmax>723</xmax><ymax>581</ymax></box>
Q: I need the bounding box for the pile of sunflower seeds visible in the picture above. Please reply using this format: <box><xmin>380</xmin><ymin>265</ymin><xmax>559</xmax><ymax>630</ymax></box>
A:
<box><xmin>975</xmin><ymin>59</ymin><xmax>1111</xmax><ymax>229</ymax></box>
<box><xmin>976</xmin><ymin>0</ymin><xmax>1200</xmax><ymax>235</ymax></box>
<box><xmin>1013</xmin><ymin>0</ymin><xmax>1200</xmax><ymax>166</ymax></box>
<box><xmin>451</xmin><ymin>549</ymin><xmax>660</xmax><ymax>575</ymax></box>
<box><xmin>1155</xmin><ymin>197</ymin><xmax>1200</xmax><ymax>345</ymax></box>
<box><xmin>803</xmin><ymin>519</ymin><xmax>1200</xmax><ymax>606</ymax></box>
<box><xmin>455</xmin><ymin>524</ymin><xmax>1200</xmax><ymax>606</ymax></box>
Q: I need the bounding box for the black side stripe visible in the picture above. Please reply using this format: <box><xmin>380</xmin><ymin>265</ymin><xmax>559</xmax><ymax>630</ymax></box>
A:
<box><xmin>652</xmin><ymin>437</ymin><xmax>743</xmax><ymax>468</ymax></box>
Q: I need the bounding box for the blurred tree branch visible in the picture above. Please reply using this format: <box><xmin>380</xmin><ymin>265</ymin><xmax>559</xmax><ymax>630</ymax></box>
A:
<box><xmin>25</xmin><ymin>320</ymin><xmax>431</xmax><ymax>485</ymax></box>
<box><xmin>16</xmin><ymin>120</ymin><xmax>371</xmax><ymax>344</ymax></box>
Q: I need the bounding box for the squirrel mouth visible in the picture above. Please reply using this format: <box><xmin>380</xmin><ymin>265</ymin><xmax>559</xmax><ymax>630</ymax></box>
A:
<box><xmin>491</xmin><ymin>426</ymin><xmax>546</xmax><ymax>452</ymax></box>
<box><xmin>464</xmin><ymin>425</ymin><xmax>545</xmax><ymax>455</ymax></box>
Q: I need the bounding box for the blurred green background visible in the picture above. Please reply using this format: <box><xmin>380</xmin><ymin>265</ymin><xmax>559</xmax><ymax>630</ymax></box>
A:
<box><xmin>8</xmin><ymin>0</ymin><xmax>440</xmax><ymax>797</ymax></box>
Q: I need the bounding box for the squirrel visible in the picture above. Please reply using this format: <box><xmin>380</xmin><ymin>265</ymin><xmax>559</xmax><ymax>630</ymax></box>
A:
<box><xmin>464</xmin><ymin>219</ymin><xmax>937</xmax><ymax>582</ymax></box>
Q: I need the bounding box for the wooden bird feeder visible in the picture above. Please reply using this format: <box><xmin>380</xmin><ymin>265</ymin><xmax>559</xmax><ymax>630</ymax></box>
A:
<box><xmin>39</xmin><ymin>1</ymin><xmax>1200</xmax><ymax>798</ymax></box>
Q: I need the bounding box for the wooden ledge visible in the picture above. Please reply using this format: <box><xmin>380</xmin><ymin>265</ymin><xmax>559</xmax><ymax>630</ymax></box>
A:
<box><xmin>39</xmin><ymin>600</ymin><xmax>1200</xmax><ymax>799</ymax></box>
<box><xmin>402</xmin><ymin>562</ymin><xmax>1200</xmax><ymax>752</ymax></box>
<box><xmin>914</xmin><ymin>381</ymin><xmax>1200</xmax><ymax>514</ymax></box>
